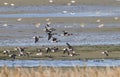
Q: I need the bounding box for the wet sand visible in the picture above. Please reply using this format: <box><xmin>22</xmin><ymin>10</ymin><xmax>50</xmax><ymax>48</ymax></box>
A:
<box><xmin>0</xmin><ymin>0</ymin><xmax>120</xmax><ymax>6</ymax></box>
<box><xmin>0</xmin><ymin>17</ymin><xmax>120</xmax><ymax>46</ymax></box>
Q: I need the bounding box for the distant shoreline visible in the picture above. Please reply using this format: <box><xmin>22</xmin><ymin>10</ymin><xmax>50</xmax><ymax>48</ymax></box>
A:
<box><xmin>0</xmin><ymin>0</ymin><xmax>120</xmax><ymax>6</ymax></box>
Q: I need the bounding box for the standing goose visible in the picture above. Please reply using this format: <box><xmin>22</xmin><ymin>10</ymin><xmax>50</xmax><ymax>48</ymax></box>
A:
<box><xmin>10</xmin><ymin>54</ymin><xmax>16</xmax><ymax>60</ymax></box>
<box><xmin>101</xmin><ymin>50</ymin><xmax>109</xmax><ymax>56</ymax></box>
<box><xmin>63</xmin><ymin>48</ymin><xmax>70</xmax><ymax>55</ymax></box>
<box><xmin>14</xmin><ymin>47</ymin><xmax>26</xmax><ymax>56</ymax></box>
<box><xmin>45</xmin><ymin>47</ymin><xmax>51</xmax><ymax>53</ymax></box>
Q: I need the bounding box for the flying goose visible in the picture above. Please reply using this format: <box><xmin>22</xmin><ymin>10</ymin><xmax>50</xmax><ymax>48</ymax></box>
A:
<box><xmin>61</xmin><ymin>30</ymin><xmax>73</xmax><ymax>36</ymax></box>
<box><xmin>33</xmin><ymin>36</ymin><xmax>41</xmax><ymax>43</ymax></box>
<box><xmin>44</xmin><ymin>24</ymin><xmax>56</xmax><ymax>33</ymax></box>
<box><xmin>51</xmin><ymin>37</ymin><xmax>59</xmax><ymax>42</ymax></box>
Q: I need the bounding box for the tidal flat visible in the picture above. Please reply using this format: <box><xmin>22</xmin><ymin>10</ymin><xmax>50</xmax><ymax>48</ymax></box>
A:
<box><xmin>0</xmin><ymin>45</ymin><xmax>120</xmax><ymax>60</ymax></box>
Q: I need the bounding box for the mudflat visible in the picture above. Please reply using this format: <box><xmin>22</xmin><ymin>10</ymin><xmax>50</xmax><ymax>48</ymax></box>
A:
<box><xmin>0</xmin><ymin>0</ymin><xmax>120</xmax><ymax>6</ymax></box>
<box><xmin>0</xmin><ymin>45</ymin><xmax>120</xmax><ymax>60</ymax></box>
<box><xmin>0</xmin><ymin>0</ymin><xmax>120</xmax><ymax>60</ymax></box>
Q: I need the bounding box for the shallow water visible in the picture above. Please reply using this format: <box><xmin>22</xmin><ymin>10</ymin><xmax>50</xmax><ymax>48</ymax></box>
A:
<box><xmin>0</xmin><ymin>5</ymin><xmax>120</xmax><ymax>18</ymax></box>
<box><xmin>0</xmin><ymin>59</ymin><xmax>120</xmax><ymax>67</ymax></box>
<box><xmin>0</xmin><ymin>5</ymin><xmax>120</xmax><ymax>67</ymax></box>
<box><xmin>0</xmin><ymin>5</ymin><xmax>120</xmax><ymax>46</ymax></box>
<box><xmin>0</xmin><ymin>12</ymin><xmax>116</xmax><ymax>18</ymax></box>
<box><xmin>0</xmin><ymin>31</ymin><xmax>120</xmax><ymax>46</ymax></box>
<box><xmin>0</xmin><ymin>5</ymin><xmax>119</xmax><ymax>13</ymax></box>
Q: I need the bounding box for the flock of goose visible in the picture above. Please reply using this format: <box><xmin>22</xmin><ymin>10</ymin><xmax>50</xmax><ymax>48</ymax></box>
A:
<box><xmin>33</xmin><ymin>23</ymin><xmax>73</xmax><ymax>43</ymax></box>
<box><xmin>2</xmin><ymin>23</ymin><xmax>78</xmax><ymax>59</ymax></box>
<box><xmin>1</xmin><ymin>0</ymin><xmax>78</xmax><ymax>60</ymax></box>
<box><xmin>1</xmin><ymin>0</ymin><xmax>118</xmax><ymax>60</ymax></box>
<box><xmin>2</xmin><ymin>43</ymin><xmax>78</xmax><ymax>60</ymax></box>
<box><xmin>2</xmin><ymin>23</ymin><xmax>111</xmax><ymax>60</ymax></box>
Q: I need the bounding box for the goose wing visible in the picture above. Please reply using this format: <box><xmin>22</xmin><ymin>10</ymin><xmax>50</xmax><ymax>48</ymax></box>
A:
<box><xmin>66</xmin><ymin>43</ymin><xmax>73</xmax><ymax>49</ymax></box>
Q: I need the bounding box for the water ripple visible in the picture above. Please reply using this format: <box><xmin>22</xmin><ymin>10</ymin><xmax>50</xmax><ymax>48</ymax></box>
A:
<box><xmin>0</xmin><ymin>59</ymin><xmax>120</xmax><ymax>67</ymax></box>
<box><xmin>0</xmin><ymin>12</ymin><xmax>119</xmax><ymax>18</ymax></box>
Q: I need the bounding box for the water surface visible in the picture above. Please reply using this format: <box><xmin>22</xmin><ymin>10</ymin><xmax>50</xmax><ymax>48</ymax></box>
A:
<box><xmin>0</xmin><ymin>5</ymin><xmax>120</xmax><ymax>46</ymax></box>
<box><xmin>0</xmin><ymin>59</ymin><xmax>120</xmax><ymax>67</ymax></box>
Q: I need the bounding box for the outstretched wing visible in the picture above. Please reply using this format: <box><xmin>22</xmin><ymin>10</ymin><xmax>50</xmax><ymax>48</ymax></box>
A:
<box><xmin>66</xmin><ymin>43</ymin><xmax>71</xmax><ymax>48</ymax></box>
<box><xmin>48</xmin><ymin>32</ymin><xmax>52</xmax><ymax>40</ymax></box>
<box><xmin>66</xmin><ymin>43</ymin><xmax>73</xmax><ymax>49</ymax></box>
<box><xmin>35</xmin><ymin>36</ymin><xmax>39</xmax><ymax>43</ymax></box>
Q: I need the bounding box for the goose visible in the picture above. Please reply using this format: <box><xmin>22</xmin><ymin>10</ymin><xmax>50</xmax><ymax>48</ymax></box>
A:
<box><xmin>63</xmin><ymin>48</ymin><xmax>70</xmax><ymax>55</ymax></box>
<box><xmin>44</xmin><ymin>25</ymin><xmax>51</xmax><ymax>33</ymax></box>
<box><xmin>14</xmin><ymin>47</ymin><xmax>26</xmax><ymax>52</ymax></box>
<box><xmin>51</xmin><ymin>47</ymin><xmax>59</xmax><ymax>52</ymax></box>
<box><xmin>3</xmin><ymin>50</ymin><xmax>11</xmax><ymax>55</ymax></box>
<box><xmin>61</xmin><ymin>31</ymin><xmax>72</xmax><ymax>36</ymax></box>
<box><xmin>51</xmin><ymin>37</ymin><xmax>59</xmax><ymax>42</ymax></box>
<box><xmin>26</xmin><ymin>52</ymin><xmax>31</xmax><ymax>56</ymax></box>
<box><xmin>68</xmin><ymin>50</ymin><xmax>76</xmax><ymax>56</ymax></box>
<box><xmin>63</xmin><ymin>43</ymin><xmax>77</xmax><ymax>56</ymax></box>
<box><xmin>14</xmin><ymin>47</ymin><xmax>26</xmax><ymax>56</ymax></box>
<box><xmin>71</xmin><ymin>50</ymin><xmax>76</xmax><ymax>56</ymax></box>
<box><xmin>47</xmin><ymin>32</ymin><xmax>57</xmax><ymax>40</ymax></box>
<box><xmin>47</xmin><ymin>32</ymin><xmax>53</xmax><ymax>40</ymax></box>
<box><xmin>18</xmin><ymin>51</ymin><xmax>24</xmax><ymax>56</ymax></box>
<box><xmin>33</xmin><ymin>36</ymin><xmax>41</xmax><ymax>43</ymax></box>
<box><xmin>61</xmin><ymin>31</ymin><xmax>68</xmax><ymax>36</ymax></box>
<box><xmin>9</xmin><ymin>54</ymin><xmax>16</xmax><ymax>60</ymax></box>
<box><xmin>101</xmin><ymin>50</ymin><xmax>109</xmax><ymax>56</ymax></box>
<box><xmin>44</xmin><ymin>24</ymin><xmax>56</xmax><ymax>33</ymax></box>
<box><xmin>36</xmin><ymin>49</ymin><xmax>43</xmax><ymax>56</ymax></box>
<box><xmin>66</xmin><ymin>43</ymin><xmax>73</xmax><ymax>50</ymax></box>
<box><xmin>63</xmin><ymin>48</ymin><xmax>76</xmax><ymax>56</ymax></box>
<box><xmin>45</xmin><ymin>47</ymin><xmax>51</xmax><ymax>53</ymax></box>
